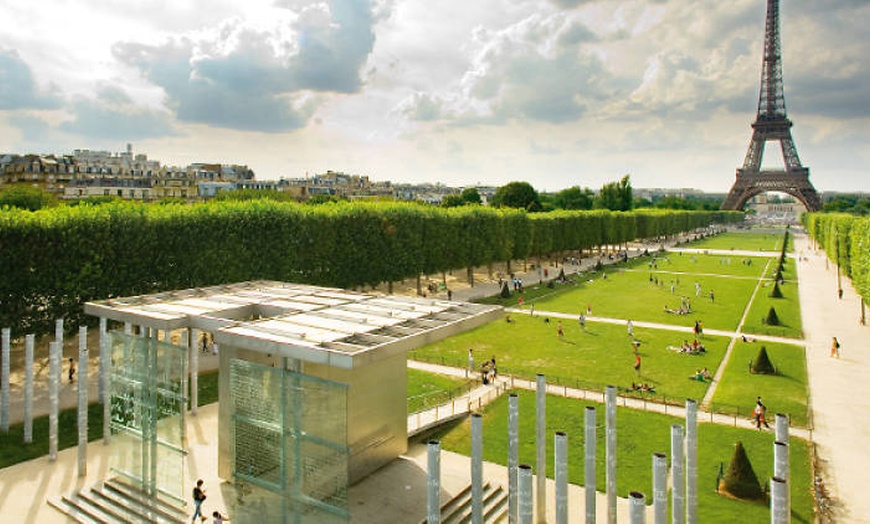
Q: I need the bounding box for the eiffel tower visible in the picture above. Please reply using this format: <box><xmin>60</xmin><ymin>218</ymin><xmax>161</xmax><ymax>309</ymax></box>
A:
<box><xmin>722</xmin><ymin>0</ymin><xmax>821</xmax><ymax>211</ymax></box>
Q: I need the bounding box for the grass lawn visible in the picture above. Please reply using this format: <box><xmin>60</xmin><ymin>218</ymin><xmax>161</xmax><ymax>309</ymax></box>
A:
<box><xmin>742</xmin><ymin>279</ymin><xmax>802</xmax><ymax>339</ymax></box>
<box><xmin>681</xmin><ymin>230</ymin><xmax>787</xmax><ymax>252</ymax></box>
<box><xmin>426</xmin><ymin>391</ymin><xmax>812</xmax><ymax>523</ymax></box>
<box><xmin>529</xmin><ymin>267</ymin><xmax>759</xmax><ymax>331</ymax></box>
<box><xmin>410</xmin><ymin>313</ymin><xmax>729</xmax><ymax>402</ymax></box>
<box><xmin>408</xmin><ymin>368</ymin><xmax>476</xmax><ymax>413</ymax></box>
<box><xmin>709</xmin><ymin>341</ymin><xmax>808</xmax><ymax>427</ymax></box>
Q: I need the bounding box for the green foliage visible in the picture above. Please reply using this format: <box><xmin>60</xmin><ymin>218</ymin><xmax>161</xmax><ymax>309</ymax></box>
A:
<box><xmin>765</xmin><ymin>307</ymin><xmax>780</xmax><ymax>326</ymax></box>
<box><xmin>822</xmin><ymin>194</ymin><xmax>870</xmax><ymax>215</ymax></box>
<box><xmin>595</xmin><ymin>174</ymin><xmax>633</xmax><ymax>211</ymax></box>
<box><xmin>213</xmin><ymin>188</ymin><xmax>296</xmax><ymax>202</ymax></box>
<box><xmin>0</xmin><ymin>184</ymin><xmax>56</xmax><ymax>210</ymax></box>
<box><xmin>769</xmin><ymin>282</ymin><xmax>783</xmax><ymax>298</ymax></box>
<box><xmin>491</xmin><ymin>181</ymin><xmax>541</xmax><ymax>211</ymax></box>
<box><xmin>803</xmin><ymin>213</ymin><xmax>870</xmax><ymax>305</ymax></box>
<box><xmin>720</xmin><ymin>441</ymin><xmax>764</xmax><ymax>500</ymax></box>
<box><xmin>500</xmin><ymin>281</ymin><xmax>512</xmax><ymax>298</ymax></box>
<box><xmin>0</xmin><ymin>200</ymin><xmax>743</xmax><ymax>334</ymax></box>
<box><xmin>460</xmin><ymin>187</ymin><xmax>482</xmax><ymax>205</ymax></box>
<box><xmin>750</xmin><ymin>346</ymin><xmax>775</xmax><ymax>375</ymax></box>
<box><xmin>550</xmin><ymin>186</ymin><xmax>595</xmax><ymax>210</ymax></box>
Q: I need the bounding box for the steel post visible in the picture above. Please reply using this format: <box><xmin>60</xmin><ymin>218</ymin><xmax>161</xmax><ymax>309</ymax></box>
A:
<box><xmin>685</xmin><ymin>399</ymin><xmax>697</xmax><ymax>524</ymax></box>
<box><xmin>585</xmin><ymin>406</ymin><xmax>597</xmax><ymax>524</ymax></box>
<box><xmin>472</xmin><ymin>413</ymin><xmax>483</xmax><ymax>524</ymax></box>
<box><xmin>78</xmin><ymin>326</ymin><xmax>88</xmax><ymax>477</ymax></box>
<box><xmin>536</xmin><ymin>374</ymin><xmax>547</xmax><ymax>524</ymax></box>
<box><xmin>629</xmin><ymin>491</ymin><xmax>646</xmax><ymax>524</ymax></box>
<box><xmin>671</xmin><ymin>425</ymin><xmax>685</xmax><ymax>524</ymax></box>
<box><xmin>519</xmin><ymin>464</ymin><xmax>534</xmax><ymax>524</ymax></box>
<box><xmin>606</xmin><ymin>385</ymin><xmax>617</xmax><ymax>524</ymax></box>
<box><xmin>427</xmin><ymin>440</ymin><xmax>441</xmax><ymax>524</ymax></box>
<box><xmin>509</xmin><ymin>393</ymin><xmax>519</xmax><ymax>523</ymax></box>
<box><xmin>24</xmin><ymin>334</ymin><xmax>34</xmax><ymax>443</ymax></box>
<box><xmin>555</xmin><ymin>431</ymin><xmax>568</xmax><ymax>524</ymax></box>
<box><xmin>653</xmin><ymin>452</ymin><xmax>667</xmax><ymax>524</ymax></box>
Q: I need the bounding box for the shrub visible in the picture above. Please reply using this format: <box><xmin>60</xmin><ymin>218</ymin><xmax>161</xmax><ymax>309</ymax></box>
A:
<box><xmin>719</xmin><ymin>441</ymin><xmax>764</xmax><ymax>500</ymax></box>
<box><xmin>500</xmin><ymin>282</ymin><xmax>512</xmax><ymax>299</ymax></box>
<box><xmin>769</xmin><ymin>282</ymin><xmax>783</xmax><ymax>298</ymax></box>
<box><xmin>764</xmin><ymin>307</ymin><xmax>780</xmax><ymax>326</ymax></box>
<box><xmin>750</xmin><ymin>346</ymin><xmax>776</xmax><ymax>375</ymax></box>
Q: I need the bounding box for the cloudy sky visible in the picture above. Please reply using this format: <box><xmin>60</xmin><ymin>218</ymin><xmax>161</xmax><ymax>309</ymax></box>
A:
<box><xmin>0</xmin><ymin>0</ymin><xmax>867</xmax><ymax>192</ymax></box>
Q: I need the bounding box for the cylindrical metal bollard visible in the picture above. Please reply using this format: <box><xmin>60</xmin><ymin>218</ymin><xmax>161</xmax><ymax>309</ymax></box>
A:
<box><xmin>774</xmin><ymin>440</ymin><xmax>789</xmax><ymax>519</ymax></box>
<box><xmin>472</xmin><ymin>413</ymin><xmax>483</xmax><ymax>524</ymax></box>
<box><xmin>1</xmin><ymin>327</ymin><xmax>9</xmax><ymax>432</ymax></box>
<box><xmin>509</xmin><ymin>393</ymin><xmax>519</xmax><ymax>523</ymax></box>
<box><xmin>653</xmin><ymin>452</ymin><xmax>667</xmax><ymax>524</ymax></box>
<box><xmin>606</xmin><ymin>385</ymin><xmax>617</xmax><ymax>524</ymax></box>
<box><xmin>555</xmin><ymin>431</ymin><xmax>568</xmax><ymax>524</ymax></box>
<box><xmin>24</xmin><ymin>334</ymin><xmax>34</xmax><ymax>443</ymax></box>
<box><xmin>629</xmin><ymin>491</ymin><xmax>646</xmax><ymax>524</ymax></box>
<box><xmin>49</xmin><ymin>341</ymin><xmax>61</xmax><ymax>461</ymax></box>
<box><xmin>191</xmin><ymin>328</ymin><xmax>200</xmax><ymax>415</ymax></box>
<box><xmin>519</xmin><ymin>464</ymin><xmax>534</xmax><ymax>524</ymax></box>
<box><xmin>775</xmin><ymin>413</ymin><xmax>788</xmax><ymax>443</ymax></box>
<box><xmin>585</xmin><ymin>406</ymin><xmax>597</xmax><ymax>524</ymax></box>
<box><xmin>671</xmin><ymin>425</ymin><xmax>685</xmax><ymax>524</ymax></box>
<box><xmin>78</xmin><ymin>326</ymin><xmax>88</xmax><ymax>477</ymax></box>
<box><xmin>536</xmin><ymin>374</ymin><xmax>547</xmax><ymax>524</ymax></box>
<box><xmin>427</xmin><ymin>440</ymin><xmax>441</xmax><ymax>524</ymax></box>
<box><xmin>685</xmin><ymin>399</ymin><xmax>697</xmax><ymax>524</ymax></box>
<box><xmin>771</xmin><ymin>476</ymin><xmax>788</xmax><ymax>524</ymax></box>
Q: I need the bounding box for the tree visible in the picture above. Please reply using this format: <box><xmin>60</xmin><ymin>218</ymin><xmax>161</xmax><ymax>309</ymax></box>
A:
<box><xmin>594</xmin><ymin>175</ymin><xmax>633</xmax><ymax>211</ymax></box>
<box><xmin>440</xmin><ymin>194</ymin><xmax>465</xmax><ymax>208</ymax></box>
<box><xmin>0</xmin><ymin>184</ymin><xmax>56</xmax><ymax>210</ymax></box>
<box><xmin>491</xmin><ymin>181</ymin><xmax>541</xmax><ymax>211</ymax></box>
<box><xmin>552</xmin><ymin>186</ymin><xmax>594</xmax><ymax>210</ymax></box>
<box><xmin>460</xmin><ymin>187</ymin><xmax>483</xmax><ymax>205</ymax></box>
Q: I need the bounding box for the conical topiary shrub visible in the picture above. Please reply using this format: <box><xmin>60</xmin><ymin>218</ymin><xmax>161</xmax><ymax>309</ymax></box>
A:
<box><xmin>769</xmin><ymin>282</ymin><xmax>783</xmax><ymax>298</ymax></box>
<box><xmin>751</xmin><ymin>346</ymin><xmax>776</xmax><ymax>374</ymax></box>
<box><xmin>765</xmin><ymin>307</ymin><xmax>780</xmax><ymax>326</ymax></box>
<box><xmin>500</xmin><ymin>282</ymin><xmax>512</xmax><ymax>299</ymax></box>
<box><xmin>719</xmin><ymin>441</ymin><xmax>764</xmax><ymax>500</ymax></box>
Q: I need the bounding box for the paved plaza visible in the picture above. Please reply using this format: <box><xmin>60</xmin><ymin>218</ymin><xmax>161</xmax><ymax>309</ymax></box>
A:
<box><xmin>0</xmin><ymin>229</ymin><xmax>867</xmax><ymax>522</ymax></box>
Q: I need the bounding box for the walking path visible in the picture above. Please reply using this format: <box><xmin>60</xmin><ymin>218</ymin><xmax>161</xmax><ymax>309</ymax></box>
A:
<box><xmin>407</xmin><ymin>360</ymin><xmax>811</xmax><ymax>440</ymax></box>
<box><xmin>794</xmin><ymin>232</ymin><xmax>870</xmax><ymax>523</ymax></box>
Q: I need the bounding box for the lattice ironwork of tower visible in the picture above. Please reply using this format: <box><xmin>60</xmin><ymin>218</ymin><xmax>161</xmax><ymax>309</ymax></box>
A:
<box><xmin>722</xmin><ymin>0</ymin><xmax>821</xmax><ymax>211</ymax></box>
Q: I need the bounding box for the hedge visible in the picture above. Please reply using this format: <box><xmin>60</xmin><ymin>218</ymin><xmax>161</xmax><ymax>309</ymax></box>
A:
<box><xmin>0</xmin><ymin>200</ymin><xmax>743</xmax><ymax>334</ymax></box>
<box><xmin>802</xmin><ymin>213</ymin><xmax>870</xmax><ymax>303</ymax></box>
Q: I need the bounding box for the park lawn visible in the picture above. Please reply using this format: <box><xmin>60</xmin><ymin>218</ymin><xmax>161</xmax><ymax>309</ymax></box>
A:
<box><xmin>531</xmin><ymin>268</ymin><xmax>757</xmax><ymax>331</ymax></box>
<box><xmin>636</xmin><ymin>251</ymin><xmax>770</xmax><ymax>278</ymax></box>
<box><xmin>428</xmin><ymin>391</ymin><xmax>812</xmax><ymax>523</ymax></box>
<box><xmin>408</xmin><ymin>368</ymin><xmax>476</xmax><ymax>414</ymax></box>
<box><xmin>409</xmin><ymin>314</ymin><xmax>729</xmax><ymax>402</ymax></box>
<box><xmin>742</xmin><ymin>279</ymin><xmax>802</xmax><ymax>339</ymax></box>
<box><xmin>681</xmin><ymin>230</ymin><xmax>787</xmax><ymax>252</ymax></box>
<box><xmin>709</xmin><ymin>341</ymin><xmax>808</xmax><ymax>427</ymax></box>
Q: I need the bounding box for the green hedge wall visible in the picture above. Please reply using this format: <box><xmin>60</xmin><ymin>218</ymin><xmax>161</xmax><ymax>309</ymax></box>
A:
<box><xmin>802</xmin><ymin>213</ymin><xmax>870</xmax><ymax>303</ymax></box>
<box><xmin>0</xmin><ymin>200</ymin><xmax>743</xmax><ymax>334</ymax></box>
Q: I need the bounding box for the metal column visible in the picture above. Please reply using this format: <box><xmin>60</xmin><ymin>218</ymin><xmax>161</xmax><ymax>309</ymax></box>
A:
<box><xmin>509</xmin><ymin>393</ymin><xmax>519</xmax><ymax>523</ymax></box>
<box><xmin>0</xmin><ymin>327</ymin><xmax>9</xmax><ymax>432</ymax></box>
<box><xmin>653</xmin><ymin>452</ymin><xmax>667</xmax><ymax>524</ymax></box>
<box><xmin>606</xmin><ymin>385</ymin><xmax>617</xmax><ymax>524</ymax></box>
<box><xmin>536</xmin><ymin>374</ymin><xmax>547</xmax><ymax>524</ymax></box>
<box><xmin>428</xmin><ymin>440</ymin><xmax>441</xmax><ymax>524</ymax></box>
<box><xmin>629</xmin><ymin>491</ymin><xmax>646</xmax><ymax>524</ymax></box>
<box><xmin>585</xmin><ymin>405</ymin><xmax>597</xmax><ymax>524</ymax></box>
<box><xmin>685</xmin><ymin>399</ymin><xmax>697</xmax><ymax>524</ymax></box>
<box><xmin>555</xmin><ymin>431</ymin><xmax>568</xmax><ymax>524</ymax></box>
<box><xmin>24</xmin><ymin>334</ymin><xmax>34</xmax><ymax>443</ymax></box>
<box><xmin>472</xmin><ymin>413</ymin><xmax>483</xmax><ymax>524</ymax></box>
<box><xmin>671</xmin><ymin>425</ymin><xmax>684</xmax><ymax>524</ymax></box>
<box><xmin>77</xmin><ymin>326</ymin><xmax>88</xmax><ymax>477</ymax></box>
<box><xmin>49</xmin><ymin>341</ymin><xmax>60</xmax><ymax>461</ymax></box>
<box><xmin>519</xmin><ymin>464</ymin><xmax>533</xmax><ymax>524</ymax></box>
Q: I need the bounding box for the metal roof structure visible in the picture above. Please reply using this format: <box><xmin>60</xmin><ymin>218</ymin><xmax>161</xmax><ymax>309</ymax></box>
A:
<box><xmin>84</xmin><ymin>280</ymin><xmax>501</xmax><ymax>369</ymax></box>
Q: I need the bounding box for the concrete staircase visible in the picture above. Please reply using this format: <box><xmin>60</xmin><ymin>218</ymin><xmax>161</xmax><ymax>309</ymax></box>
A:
<box><xmin>422</xmin><ymin>481</ymin><xmax>509</xmax><ymax>524</ymax></box>
<box><xmin>48</xmin><ymin>478</ymin><xmax>188</xmax><ymax>524</ymax></box>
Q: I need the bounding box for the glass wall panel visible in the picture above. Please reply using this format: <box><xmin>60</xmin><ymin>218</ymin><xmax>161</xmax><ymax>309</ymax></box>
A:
<box><xmin>107</xmin><ymin>332</ymin><xmax>186</xmax><ymax>503</ymax></box>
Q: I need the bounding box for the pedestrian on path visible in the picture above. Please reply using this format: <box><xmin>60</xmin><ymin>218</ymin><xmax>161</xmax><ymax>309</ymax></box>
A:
<box><xmin>68</xmin><ymin>357</ymin><xmax>76</xmax><ymax>384</ymax></box>
<box><xmin>578</xmin><ymin>314</ymin><xmax>586</xmax><ymax>331</ymax></box>
<box><xmin>627</xmin><ymin>319</ymin><xmax>634</xmax><ymax>337</ymax></box>
<box><xmin>634</xmin><ymin>354</ymin><xmax>641</xmax><ymax>377</ymax></box>
<box><xmin>468</xmin><ymin>348</ymin><xmax>474</xmax><ymax>372</ymax></box>
<box><xmin>192</xmin><ymin>479</ymin><xmax>207</xmax><ymax>522</ymax></box>
<box><xmin>753</xmin><ymin>396</ymin><xmax>770</xmax><ymax>430</ymax></box>
<box><xmin>831</xmin><ymin>337</ymin><xmax>841</xmax><ymax>358</ymax></box>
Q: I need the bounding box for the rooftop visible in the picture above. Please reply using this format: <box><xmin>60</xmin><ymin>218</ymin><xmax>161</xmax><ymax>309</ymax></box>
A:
<box><xmin>85</xmin><ymin>280</ymin><xmax>501</xmax><ymax>369</ymax></box>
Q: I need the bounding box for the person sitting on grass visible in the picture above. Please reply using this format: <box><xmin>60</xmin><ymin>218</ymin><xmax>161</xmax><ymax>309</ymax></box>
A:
<box><xmin>701</xmin><ymin>367</ymin><xmax>712</xmax><ymax>380</ymax></box>
<box><xmin>690</xmin><ymin>369</ymin><xmax>705</xmax><ymax>381</ymax></box>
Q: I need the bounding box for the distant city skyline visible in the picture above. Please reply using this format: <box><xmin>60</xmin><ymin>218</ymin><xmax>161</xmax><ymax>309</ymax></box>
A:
<box><xmin>0</xmin><ymin>0</ymin><xmax>867</xmax><ymax>193</ymax></box>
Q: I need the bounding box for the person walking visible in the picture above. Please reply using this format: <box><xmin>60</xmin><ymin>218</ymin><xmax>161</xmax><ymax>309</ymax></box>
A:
<box><xmin>578</xmin><ymin>314</ymin><xmax>586</xmax><ymax>331</ymax></box>
<box><xmin>626</xmin><ymin>319</ymin><xmax>634</xmax><ymax>337</ymax></box>
<box><xmin>831</xmin><ymin>336</ymin><xmax>841</xmax><ymax>358</ymax></box>
<box><xmin>68</xmin><ymin>357</ymin><xmax>76</xmax><ymax>384</ymax></box>
<box><xmin>753</xmin><ymin>396</ymin><xmax>770</xmax><ymax>430</ymax></box>
<box><xmin>192</xmin><ymin>479</ymin><xmax>207</xmax><ymax>522</ymax></box>
<box><xmin>634</xmin><ymin>354</ymin><xmax>641</xmax><ymax>377</ymax></box>
<box><xmin>557</xmin><ymin>321</ymin><xmax>564</xmax><ymax>338</ymax></box>
<box><xmin>468</xmin><ymin>349</ymin><xmax>475</xmax><ymax>373</ymax></box>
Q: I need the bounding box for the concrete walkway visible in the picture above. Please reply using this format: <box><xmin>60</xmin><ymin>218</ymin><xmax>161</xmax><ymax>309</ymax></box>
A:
<box><xmin>794</xmin><ymin>232</ymin><xmax>870</xmax><ymax>523</ymax></box>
